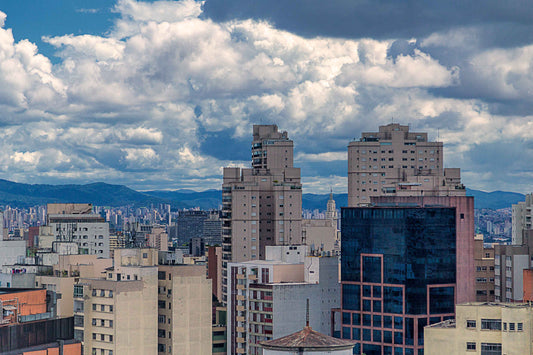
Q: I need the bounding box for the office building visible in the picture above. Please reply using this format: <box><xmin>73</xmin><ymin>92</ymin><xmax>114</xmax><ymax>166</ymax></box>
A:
<box><xmin>340</xmin><ymin>206</ymin><xmax>457</xmax><ymax>355</ymax></box>
<box><xmin>222</xmin><ymin>125</ymin><xmax>302</xmax><ymax>303</ymax></box>
<box><xmin>47</xmin><ymin>203</ymin><xmax>110</xmax><ymax>257</ymax></box>
<box><xmin>474</xmin><ymin>234</ymin><xmax>495</xmax><ymax>302</ymax></box>
<box><xmin>347</xmin><ymin>123</ymin><xmax>465</xmax><ymax>207</ymax></box>
<box><xmin>189</xmin><ymin>237</ymin><xmax>205</xmax><ymax>257</ymax></box>
<box><xmin>512</xmin><ymin>193</ymin><xmax>533</xmax><ymax>245</ymax></box>
<box><xmin>371</xmin><ymin>195</ymin><xmax>476</xmax><ymax>304</ymax></box>
<box><xmin>227</xmin><ymin>245</ymin><xmax>339</xmax><ymax>355</ymax></box>
<box><xmin>425</xmin><ymin>302</ymin><xmax>533</xmax><ymax>354</ymax></box>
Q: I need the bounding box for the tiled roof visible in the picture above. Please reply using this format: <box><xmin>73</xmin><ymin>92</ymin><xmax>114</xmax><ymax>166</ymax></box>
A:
<box><xmin>259</xmin><ymin>326</ymin><xmax>355</xmax><ymax>351</ymax></box>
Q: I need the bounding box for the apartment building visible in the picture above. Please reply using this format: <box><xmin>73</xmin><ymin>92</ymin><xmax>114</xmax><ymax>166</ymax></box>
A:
<box><xmin>512</xmin><ymin>193</ymin><xmax>533</xmax><ymax>245</ymax></box>
<box><xmin>74</xmin><ymin>249</ymin><xmax>159</xmax><ymax>355</ymax></box>
<box><xmin>47</xmin><ymin>204</ymin><xmax>110</xmax><ymax>257</ymax></box>
<box><xmin>425</xmin><ymin>303</ymin><xmax>533</xmax><ymax>354</ymax></box>
<box><xmin>227</xmin><ymin>245</ymin><xmax>340</xmax><ymax>355</ymax></box>
<box><xmin>474</xmin><ymin>234</ymin><xmax>495</xmax><ymax>302</ymax></box>
<box><xmin>494</xmin><ymin>230</ymin><xmax>533</xmax><ymax>302</ymax></box>
<box><xmin>73</xmin><ymin>248</ymin><xmax>212</xmax><ymax>355</ymax></box>
<box><xmin>222</xmin><ymin>125</ymin><xmax>302</xmax><ymax>303</ymax></box>
<box><xmin>347</xmin><ymin>123</ymin><xmax>465</xmax><ymax>207</ymax></box>
<box><xmin>156</xmin><ymin>265</ymin><xmax>212</xmax><ymax>355</ymax></box>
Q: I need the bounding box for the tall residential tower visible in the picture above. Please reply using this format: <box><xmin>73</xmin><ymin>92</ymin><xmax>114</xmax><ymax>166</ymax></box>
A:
<box><xmin>221</xmin><ymin>125</ymin><xmax>302</xmax><ymax>303</ymax></box>
<box><xmin>348</xmin><ymin>123</ymin><xmax>465</xmax><ymax>206</ymax></box>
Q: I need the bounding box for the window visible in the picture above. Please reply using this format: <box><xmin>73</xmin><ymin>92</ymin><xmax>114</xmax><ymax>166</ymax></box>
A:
<box><xmin>109</xmin><ymin>305</ymin><xmax>113</xmax><ymax>312</ymax></box>
<box><xmin>509</xmin><ymin>323</ymin><xmax>515</xmax><ymax>331</ymax></box>
<box><xmin>158</xmin><ymin>329</ymin><xmax>166</xmax><ymax>338</ymax></box>
<box><xmin>158</xmin><ymin>301</ymin><xmax>166</xmax><ymax>309</ymax></box>
<box><xmin>466</xmin><ymin>320</ymin><xmax>476</xmax><ymax>328</ymax></box>
<box><xmin>481</xmin><ymin>319</ymin><xmax>501</xmax><ymax>331</ymax></box>
<box><xmin>467</xmin><ymin>342</ymin><xmax>476</xmax><ymax>350</ymax></box>
<box><xmin>518</xmin><ymin>323</ymin><xmax>523</xmax><ymax>331</ymax></box>
<box><xmin>480</xmin><ymin>343</ymin><xmax>502</xmax><ymax>355</ymax></box>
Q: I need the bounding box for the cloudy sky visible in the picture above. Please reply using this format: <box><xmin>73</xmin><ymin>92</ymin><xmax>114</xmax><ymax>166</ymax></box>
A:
<box><xmin>0</xmin><ymin>0</ymin><xmax>532</xmax><ymax>194</ymax></box>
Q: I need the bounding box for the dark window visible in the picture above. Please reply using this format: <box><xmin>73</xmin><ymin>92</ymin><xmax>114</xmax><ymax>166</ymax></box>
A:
<box><xmin>158</xmin><ymin>271</ymin><xmax>166</xmax><ymax>280</ymax></box>
<box><xmin>467</xmin><ymin>342</ymin><xmax>476</xmax><ymax>350</ymax></box>
<box><xmin>467</xmin><ymin>320</ymin><xmax>476</xmax><ymax>328</ymax></box>
<box><xmin>158</xmin><ymin>300</ymin><xmax>166</xmax><ymax>309</ymax></box>
<box><xmin>481</xmin><ymin>319</ymin><xmax>501</xmax><ymax>331</ymax></box>
<box><xmin>481</xmin><ymin>343</ymin><xmax>501</xmax><ymax>355</ymax></box>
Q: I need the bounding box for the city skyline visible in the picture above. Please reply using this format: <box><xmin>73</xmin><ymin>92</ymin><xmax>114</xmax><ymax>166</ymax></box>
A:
<box><xmin>0</xmin><ymin>0</ymin><xmax>532</xmax><ymax>194</ymax></box>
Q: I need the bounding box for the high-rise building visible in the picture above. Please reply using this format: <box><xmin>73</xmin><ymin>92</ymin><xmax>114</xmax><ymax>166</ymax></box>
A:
<box><xmin>512</xmin><ymin>193</ymin><xmax>533</xmax><ymax>245</ymax></box>
<box><xmin>347</xmin><ymin>123</ymin><xmax>465</xmax><ymax>207</ymax></box>
<box><xmin>221</xmin><ymin>125</ymin><xmax>302</xmax><ymax>303</ymax></box>
<box><xmin>340</xmin><ymin>206</ymin><xmax>457</xmax><ymax>355</ymax></box>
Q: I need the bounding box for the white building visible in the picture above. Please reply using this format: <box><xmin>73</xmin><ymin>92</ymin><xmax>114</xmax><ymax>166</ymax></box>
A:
<box><xmin>227</xmin><ymin>245</ymin><xmax>340</xmax><ymax>355</ymax></box>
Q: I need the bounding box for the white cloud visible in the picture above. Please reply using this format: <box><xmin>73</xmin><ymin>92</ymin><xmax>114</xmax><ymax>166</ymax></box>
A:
<box><xmin>0</xmin><ymin>2</ymin><xmax>530</xmax><ymax>193</ymax></box>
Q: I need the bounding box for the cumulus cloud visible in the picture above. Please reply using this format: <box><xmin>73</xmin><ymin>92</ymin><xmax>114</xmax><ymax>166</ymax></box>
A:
<box><xmin>0</xmin><ymin>2</ymin><xmax>531</xmax><ymax>194</ymax></box>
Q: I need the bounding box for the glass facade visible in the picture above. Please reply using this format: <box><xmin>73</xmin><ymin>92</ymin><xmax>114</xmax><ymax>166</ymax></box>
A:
<box><xmin>340</xmin><ymin>207</ymin><xmax>456</xmax><ymax>355</ymax></box>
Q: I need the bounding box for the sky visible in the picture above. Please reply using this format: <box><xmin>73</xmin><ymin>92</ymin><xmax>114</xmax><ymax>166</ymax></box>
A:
<box><xmin>0</xmin><ymin>0</ymin><xmax>532</xmax><ymax>194</ymax></box>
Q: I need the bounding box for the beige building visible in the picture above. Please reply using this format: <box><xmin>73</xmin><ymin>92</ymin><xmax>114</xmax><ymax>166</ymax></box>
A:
<box><xmin>512</xmin><ymin>193</ymin><xmax>533</xmax><ymax>245</ymax></box>
<box><xmin>157</xmin><ymin>265</ymin><xmax>212</xmax><ymax>355</ymax></box>
<box><xmin>222</xmin><ymin>125</ymin><xmax>303</xmax><ymax>303</ymax></box>
<box><xmin>347</xmin><ymin>123</ymin><xmax>465</xmax><ymax>206</ymax></box>
<box><xmin>73</xmin><ymin>248</ymin><xmax>212</xmax><ymax>355</ymax></box>
<box><xmin>147</xmin><ymin>227</ymin><xmax>169</xmax><ymax>251</ymax></box>
<box><xmin>74</xmin><ymin>249</ymin><xmax>159</xmax><ymax>355</ymax></box>
<box><xmin>425</xmin><ymin>302</ymin><xmax>533</xmax><ymax>354</ymax></box>
<box><xmin>474</xmin><ymin>234</ymin><xmax>495</xmax><ymax>302</ymax></box>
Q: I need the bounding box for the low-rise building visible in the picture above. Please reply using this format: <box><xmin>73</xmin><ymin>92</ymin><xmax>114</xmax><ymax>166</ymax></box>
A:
<box><xmin>425</xmin><ymin>302</ymin><xmax>533</xmax><ymax>354</ymax></box>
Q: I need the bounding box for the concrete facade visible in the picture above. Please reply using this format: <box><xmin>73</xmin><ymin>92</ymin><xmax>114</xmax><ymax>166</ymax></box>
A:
<box><xmin>0</xmin><ymin>240</ymin><xmax>26</xmax><ymax>267</ymax></box>
<box><xmin>512</xmin><ymin>193</ymin><xmax>533</xmax><ymax>245</ymax></box>
<box><xmin>348</xmin><ymin>123</ymin><xmax>465</xmax><ymax>207</ymax></box>
<box><xmin>227</xmin><ymin>246</ymin><xmax>339</xmax><ymax>355</ymax></box>
<box><xmin>222</xmin><ymin>125</ymin><xmax>303</xmax><ymax>304</ymax></box>
<box><xmin>425</xmin><ymin>303</ymin><xmax>533</xmax><ymax>355</ymax></box>
<box><xmin>157</xmin><ymin>265</ymin><xmax>212</xmax><ymax>355</ymax></box>
<box><xmin>474</xmin><ymin>234</ymin><xmax>495</xmax><ymax>302</ymax></box>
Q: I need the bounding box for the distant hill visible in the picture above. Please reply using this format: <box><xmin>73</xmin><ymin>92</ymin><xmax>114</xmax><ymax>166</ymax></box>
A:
<box><xmin>466</xmin><ymin>188</ymin><xmax>525</xmax><ymax>210</ymax></box>
<box><xmin>0</xmin><ymin>178</ymin><xmax>525</xmax><ymax>210</ymax></box>
<box><xmin>0</xmin><ymin>179</ymin><xmax>180</xmax><ymax>208</ymax></box>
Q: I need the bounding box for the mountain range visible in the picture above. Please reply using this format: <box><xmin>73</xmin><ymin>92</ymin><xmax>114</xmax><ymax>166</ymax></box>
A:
<box><xmin>0</xmin><ymin>179</ymin><xmax>525</xmax><ymax>210</ymax></box>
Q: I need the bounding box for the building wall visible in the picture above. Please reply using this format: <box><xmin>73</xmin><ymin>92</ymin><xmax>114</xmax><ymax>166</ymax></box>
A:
<box><xmin>263</xmin><ymin>350</ymin><xmax>352</xmax><ymax>355</ymax></box>
<box><xmin>473</xmin><ymin>235</ymin><xmax>495</xmax><ymax>302</ymax></box>
<box><xmin>0</xmin><ymin>240</ymin><xmax>26</xmax><ymax>266</ymax></box>
<box><xmin>425</xmin><ymin>303</ymin><xmax>533</xmax><ymax>355</ymax></box>
<box><xmin>347</xmin><ymin>124</ymin><xmax>465</xmax><ymax>207</ymax></box>
<box><xmin>36</xmin><ymin>276</ymin><xmax>76</xmax><ymax>317</ymax></box>
<box><xmin>512</xmin><ymin>193</ymin><xmax>533</xmax><ymax>245</ymax></box>
<box><xmin>157</xmin><ymin>265</ymin><xmax>212</xmax><ymax>355</ymax></box>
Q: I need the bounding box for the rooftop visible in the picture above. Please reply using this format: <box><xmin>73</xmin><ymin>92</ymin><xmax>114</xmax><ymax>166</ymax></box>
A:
<box><xmin>260</xmin><ymin>326</ymin><xmax>355</xmax><ymax>351</ymax></box>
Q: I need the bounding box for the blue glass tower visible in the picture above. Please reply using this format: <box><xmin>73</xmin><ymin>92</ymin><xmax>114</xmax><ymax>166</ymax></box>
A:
<box><xmin>340</xmin><ymin>207</ymin><xmax>456</xmax><ymax>355</ymax></box>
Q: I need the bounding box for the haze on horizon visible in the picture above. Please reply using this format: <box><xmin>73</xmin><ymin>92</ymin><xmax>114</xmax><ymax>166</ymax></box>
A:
<box><xmin>0</xmin><ymin>0</ymin><xmax>531</xmax><ymax>194</ymax></box>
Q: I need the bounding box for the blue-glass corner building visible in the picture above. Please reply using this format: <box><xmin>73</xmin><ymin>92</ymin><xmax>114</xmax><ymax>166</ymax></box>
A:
<box><xmin>340</xmin><ymin>207</ymin><xmax>456</xmax><ymax>355</ymax></box>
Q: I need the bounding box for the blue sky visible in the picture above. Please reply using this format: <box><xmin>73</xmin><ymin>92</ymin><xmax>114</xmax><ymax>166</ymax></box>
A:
<box><xmin>0</xmin><ymin>0</ymin><xmax>532</xmax><ymax>194</ymax></box>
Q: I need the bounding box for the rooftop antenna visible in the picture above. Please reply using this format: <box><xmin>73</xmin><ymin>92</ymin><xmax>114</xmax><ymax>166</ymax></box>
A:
<box><xmin>437</xmin><ymin>128</ymin><xmax>440</xmax><ymax>141</ymax></box>
<box><xmin>306</xmin><ymin>298</ymin><xmax>310</xmax><ymax>327</ymax></box>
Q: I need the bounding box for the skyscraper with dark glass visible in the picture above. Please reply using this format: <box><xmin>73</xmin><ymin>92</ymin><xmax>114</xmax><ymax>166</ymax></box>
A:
<box><xmin>340</xmin><ymin>207</ymin><xmax>456</xmax><ymax>355</ymax></box>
